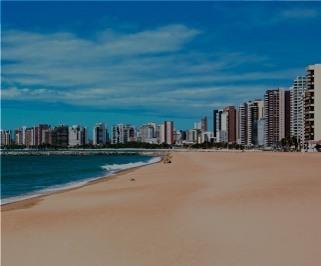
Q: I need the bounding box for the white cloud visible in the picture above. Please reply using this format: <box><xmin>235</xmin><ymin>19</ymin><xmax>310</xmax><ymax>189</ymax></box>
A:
<box><xmin>2</xmin><ymin>24</ymin><xmax>298</xmax><ymax>116</ymax></box>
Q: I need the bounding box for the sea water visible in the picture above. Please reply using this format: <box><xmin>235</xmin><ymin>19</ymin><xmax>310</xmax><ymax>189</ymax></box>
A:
<box><xmin>1</xmin><ymin>154</ymin><xmax>160</xmax><ymax>204</ymax></box>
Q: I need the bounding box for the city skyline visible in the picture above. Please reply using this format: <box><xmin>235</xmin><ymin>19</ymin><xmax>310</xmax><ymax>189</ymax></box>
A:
<box><xmin>2</xmin><ymin>2</ymin><xmax>321</xmax><ymax>130</ymax></box>
<box><xmin>0</xmin><ymin>62</ymin><xmax>318</xmax><ymax>133</ymax></box>
<box><xmin>2</xmin><ymin>62</ymin><xmax>320</xmax><ymax>151</ymax></box>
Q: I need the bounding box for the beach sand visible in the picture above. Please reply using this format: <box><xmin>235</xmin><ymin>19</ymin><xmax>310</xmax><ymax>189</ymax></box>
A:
<box><xmin>2</xmin><ymin>151</ymin><xmax>321</xmax><ymax>266</ymax></box>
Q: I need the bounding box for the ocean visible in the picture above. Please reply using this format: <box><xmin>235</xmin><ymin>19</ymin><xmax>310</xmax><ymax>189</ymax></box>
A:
<box><xmin>1</xmin><ymin>154</ymin><xmax>160</xmax><ymax>204</ymax></box>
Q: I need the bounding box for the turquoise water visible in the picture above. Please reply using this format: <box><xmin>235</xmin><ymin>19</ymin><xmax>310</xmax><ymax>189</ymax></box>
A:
<box><xmin>1</xmin><ymin>154</ymin><xmax>159</xmax><ymax>204</ymax></box>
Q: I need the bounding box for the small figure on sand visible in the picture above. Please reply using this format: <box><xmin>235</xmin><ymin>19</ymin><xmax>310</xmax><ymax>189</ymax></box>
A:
<box><xmin>163</xmin><ymin>153</ymin><xmax>172</xmax><ymax>164</ymax></box>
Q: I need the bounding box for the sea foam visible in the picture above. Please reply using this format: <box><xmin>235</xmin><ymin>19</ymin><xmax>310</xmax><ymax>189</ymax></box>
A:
<box><xmin>101</xmin><ymin>156</ymin><xmax>161</xmax><ymax>172</ymax></box>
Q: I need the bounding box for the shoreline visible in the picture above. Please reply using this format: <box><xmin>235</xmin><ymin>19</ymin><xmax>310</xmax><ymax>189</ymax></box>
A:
<box><xmin>1</xmin><ymin>155</ymin><xmax>163</xmax><ymax>210</ymax></box>
<box><xmin>1</xmin><ymin>168</ymin><xmax>131</xmax><ymax>212</ymax></box>
<box><xmin>2</xmin><ymin>151</ymin><xmax>319</xmax><ymax>210</ymax></box>
<box><xmin>2</xmin><ymin>150</ymin><xmax>317</xmax><ymax>210</ymax></box>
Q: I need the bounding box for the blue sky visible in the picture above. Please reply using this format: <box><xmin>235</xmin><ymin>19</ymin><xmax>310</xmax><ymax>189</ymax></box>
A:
<box><xmin>2</xmin><ymin>1</ymin><xmax>321</xmax><ymax>132</ymax></box>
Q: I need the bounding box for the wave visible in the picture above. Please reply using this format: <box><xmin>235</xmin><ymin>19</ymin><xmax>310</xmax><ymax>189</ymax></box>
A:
<box><xmin>101</xmin><ymin>156</ymin><xmax>161</xmax><ymax>173</ymax></box>
<box><xmin>1</xmin><ymin>175</ymin><xmax>108</xmax><ymax>205</ymax></box>
<box><xmin>1</xmin><ymin>156</ymin><xmax>162</xmax><ymax>205</ymax></box>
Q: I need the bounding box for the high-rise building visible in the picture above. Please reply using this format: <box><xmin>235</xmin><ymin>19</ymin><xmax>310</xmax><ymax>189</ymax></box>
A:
<box><xmin>304</xmin><ymin>64</ymin><xmax>321</xmax><ymax>149</ymax></box>
<box><xmin>155</xmin><ymin>124</ymin><xmax>163</xmax><ymax>144</ymax></box>
<box><xmin>14</xmin><ymin>128</ymin><xmax>24</xmax><ymax>145</ymax></box>
<box><xmin>247</xmin><ymin>100</ymin><xmax>264</xmax><ymax>146</ymax></box>
<box><xmin>238</xmin><ymin>100</ymin><xmax>264</xmax><ymax>146</ymax></box>
<box><xmin>186</xmin><ymin>128</ymin><xmax>201</xmax><ymax>144</ymax></box>
<box><xmin>213</xmin><ymin>109</ymin><xmax>223</xmax><ymax>142</ymax></box>
<box><xmin>219</xmin><ymin>110</ymin><xmax>228</xmax><ymax>143</ymax></box>
<box><xmin>257</xmin><ymin>118</ymin><xmax>265</xmax><ymax>146</ymax></box>
<box><xmin>158</xmin><ymin>124</ymin><xmax>165</xmax><ymax>144</ymax></box>
<box><xmin>264</xmin><ymin>90</ymin><xmax>279</xmax><ymax>147</ymax></box>
<box><xmin>264</xmin><ymin>89</ymin><xmax>291</xmax><ymax>147</ymax></box>
<box><xmin>194</xmin><ymin>116</ymin><xmax>208</xmax><ymax>132</ymax></box>
<box><xmin>50</xmin><ymin>125</ymin><xmax>69</xmax><ymax>147</ymax></box>
<box><xmin>34</xmin><ymin>124</ymin><xmax>50</xmax><ymax>146</ymax></box>
<box><xmin>201</xmin><ymin>131</ymin><xmax>213</xmax><ymax>143</ymax></box>
<box><xmin>42</xmin><ymin>128</ymin><xmax>51</xmax><ymax>146</ymax></box>
<box><xmin>200</xmin><ymin>116</ymin><xmax>208</xmax><ymax>131</ymax></box>
<box><xmin>224</xmin><ymin>106</ymin><xmax>237</xmax><ymax>144</ymax></box>
<box><xmin>69</xmin><ymin>125</ymin><xmax>88</xmax><ymax>147</ymax></box>
<box><xmin>93</xmin><ymin>123</ymin><xmax>107</xmax><ymax>145</ymax></box>
<box><xmin>279</xmin><ymin>90</ymin><xmax>291</xmax><ymax>141</ymax></box>
<box><xmin>0</xmin><ymin>130</ymin><xmax>12</xmax><ymax>146</ymax></box>
<box><xmin>163</xmin><ymin>121</ymin><xmax>174</xmax><ymax>145</ymax></box>
<box><xmin>174</xmin><ymin>130</ymin><xmax>186</xmax><ymax>145</ymax></box>
<box><xmin>112</xmin><ymin>124</ymin><xmax>135</xmax><ymax>144</ymax></box>
<box><xmin>138</xmin><ymin>123</ymin><xmax>157</xmax><ymax>143</ymax></box>
<box><xmin>25</xmin><ymin>127</ymin><xmax>35</xmax><ymax>147</ymax></box>
<box><xmin>290</xmin><ymin>76</ymin><xmax>306</xmax><ymax>146</ymax></box>
<box><xmin>238</xmin><ymin>103</ymin><xmax>247</xmax><ymax>145</ymax></box>
<box><xmin>213</xmin><ymin>110</ymin><xmax>218</xmax><ymax>138</ymax></box>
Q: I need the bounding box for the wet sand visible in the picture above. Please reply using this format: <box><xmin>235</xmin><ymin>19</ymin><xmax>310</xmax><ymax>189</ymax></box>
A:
<box><xmin>2</xmin><ymin>151</ymin><xmax>321</xmax><ymax>266</ymax></box>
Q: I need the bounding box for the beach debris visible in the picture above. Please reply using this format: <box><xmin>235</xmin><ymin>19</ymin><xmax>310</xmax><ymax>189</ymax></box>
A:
<box><xmin>129</xmin><ymin>177</ymin><xmax>136</xmax><ymax>181</ymax></box>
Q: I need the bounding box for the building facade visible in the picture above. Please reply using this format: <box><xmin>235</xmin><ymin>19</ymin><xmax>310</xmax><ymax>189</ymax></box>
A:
<box><xmin>213</xmin><ymin>110</ymin><xmax>218</xmax><ymax>139</ymax></box>
<box><xmin>93</xmin><ymin>123</ymin><xmax>107</xmax><ymax>145</ymax></box>
<box><xmin>112</xmin><ymin>124</ymin><xmax>135</xmax><ymax>144</ymax></box>
<box><xmin>238</xmin><ymin>103</ymin><xmax>247</xmax><ymax>145</ymax></box>
<box><xmin>186</xmin><ymin>128</ymin><xmax>201</xmax><ymax>144</ymax></box>
<box><xmin>290</xmin><ymin>76</ymin><xmax>306</xmax><ymax>147</ymax></box>
<box><xmin>50</xmin><ymin>125</ymin><xmax>69</xmax><ymax>147</ymax></box>
<box><xmin>69</xmin><ymin>125</ymin><xmax>87</xmax><ymax>147</ymax></box>
<box><xmin>224</xmin><ymin>106</ymin><xmax>237</xmax><ymax>144</ymax></box>
<box><xmin>163</xmin><ymin>121</ymin><xmax>174</xmax><ymax>145</ymax></box>
<box><xmin>304</xmin><ymin>64</ymin><xmax>321</xmax><ymax>149</ymax></box>
<box><xmin>14</xmin><ymin>128</ymin><xmax>25</xmax><ymax>145</ymax></box>
<box><xmin>138</xmin><ymin>123</ymin><xmax>157</xmax><ymax>143</ymax></box>
<box><xmin>0</xmin><ymin>130</ymin><xmax>12</xmax><ymax>146</ymax></box>
<box><xmin>238</xmin><ymin>100</ymin><xmax>264</xmax><ymax>146</ymax></box>
<box><xmin>264</xmin><ymin>89</ymin><xmax>291</xmax><ymax>147</ymax></box>
<box><xmin>213</xmin><ymin>109</ymin><xmax>223</xmax><ymax>142</ymax></box>
<box><xmin>257</xmin><ymin>118</ymin><xmax>265</xmax><ymax>146</ymax></box>
<box><xmin>34</xmin><ymin>124</ymin><xmax>50</xmax><ymax>146</ymax></box>
<box><xmin>25</xmin><ymin>127</ymin><xmax>35</xmax><ymax>147</ymax></box>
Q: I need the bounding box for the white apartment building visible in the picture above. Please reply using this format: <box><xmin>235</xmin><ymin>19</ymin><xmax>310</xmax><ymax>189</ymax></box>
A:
<box><xmin>138</xmin><ymin>123</ymin><xmax>157</xmax><ymax>144</ymax></box>
<box><xmin>157</xmin><ymin>124</ymin><xmax>165</xmax><ymax>144</ymax></box>
<box><xmin>257</xmin><ymin>118</ymin><xmax>265</xmax><ymax>146</ymax></box>
<box><xmin>238</xmin><ymin>104</ymin><xmax>247</xmax><ymax>145</ymax></box>
<box><xmin>290</xmin><ymin>76</ymin><xmax>306</xmax><ymax>146</ymax></box>
<box><xmin>219</xmin><ymin>111</ymin><xmax>228</xmax><ymax>143</ymax></box>
<box><xmin>186</xmin><ymin>128</ymin><xmax>201</xmax><ymax>144</ymax></box>
<box><xmin>69</xmin><ymin>125</ymin><xmax>87</xmax><ymax>146</ymax></box>
<box><xmin>201</xmin><ymin>131</ymin><xmax>213</xmax><ymax>143</ymax></box>
<box><xmin>238</xmin><ymin>100</ymin><xmax>264</xmax><ymax>146</ymax></box>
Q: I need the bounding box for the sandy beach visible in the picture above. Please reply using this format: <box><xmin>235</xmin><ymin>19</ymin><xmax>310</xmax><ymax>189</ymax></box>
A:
<box><xmin>2</xmin><ymin>151</ymin><xmax>321</xmax><ymax>266</ymax></box>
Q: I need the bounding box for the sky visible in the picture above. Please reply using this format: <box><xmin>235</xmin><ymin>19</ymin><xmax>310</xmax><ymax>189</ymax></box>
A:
<box><xmin>2</xmin><ymin>1</ymin><xmax>321</xmax><ymax>132</ymax></box>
